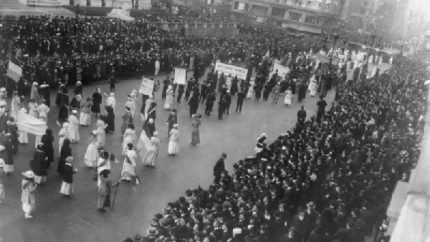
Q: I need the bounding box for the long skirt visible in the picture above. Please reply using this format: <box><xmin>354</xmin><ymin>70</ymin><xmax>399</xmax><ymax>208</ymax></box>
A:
<box><xmin>19</xmin><ymin>131</ymin><xmax>28</xmax><ymax>144</ymax></box>
<box><xmin>84</xmin><ymin>143</ymin><xmax>98</xmax><ymax>168</ymax></box>
<box><xmin>168</xmin><ymin>140</ymin><xmax>179</xmax><ymax>155</ymax></box>
<box><xmin>79</xmin><ymin>113</ymin><xmax>91</xmax><ymax>126</ymax></box>
<box><xmin>22</xmin><ymin>202</ymin><xmax>35</xmax><ymax>214</ymax></box>
<box><xmin>4</xmin><ymin>164</ymin><xmax>14</xmax><ymax>173</ymax></box>
<box><xmin>164</xmin><ymin>95</ymin><xmax>174</xmax><ymax>109</ymax></box>
<box><xmin>97</xmin><ymin>194</ymin><xmax>111</xmax><ymax>209</ymax></box>
<box><xmin>121</xmin><ymin>161</ymin><xmax>135</xmax><ymax>181</ymax></box>
<box><xmin>68</xmin><ymin>126</ymin><xmax>80</xmax><ymax>142</ymax></box>
<box><xmin>60</xmin><ymin>182</ymin><xmax>74</xmax><ymax>196</ymax></box>
<box><xmin>34</xmin><ymin>135</ymin><xmax>42</xmax><ymax>148</ymax></box>
<box><xmin>143</xmin><ymin>147</ymin><xmax>158</xmax><ymax>167</ymax></box>
<box><xmin>191</xmin><ymin>130</ymin><xmax>200</xmax><ymax>145</ymax></box>
<box><xmin>284</xmin><ymin>93</ymin><xmax>292</xmax><ymax>105</ymax></box>
<box><xmin>0</xmin><ymin>184</ymin><xmax>4</xmax><ymax>201</ymax></box>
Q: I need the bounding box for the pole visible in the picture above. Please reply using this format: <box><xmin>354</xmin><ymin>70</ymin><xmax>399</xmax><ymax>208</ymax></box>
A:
<box><xmin>110</xmin><ymin>172</ymin><xmax>122</xmax><ymax>210</ymax></box>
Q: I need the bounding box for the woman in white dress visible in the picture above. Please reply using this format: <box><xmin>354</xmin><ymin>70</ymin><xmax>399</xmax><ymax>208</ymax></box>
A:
<box><xmin>28</xmin><ymin>100</ymin><xmax>38</xmax><ymax>118</ymax></box>
<box><xmin>79</xmin><ymin>97</ymin><xmax>92</xmax><ymax>126</ymax></box>
<box><xmin>121</xmin><ymin>143</ymin><xmax>137</xmax><ymax>182</ymax></box>
<box><xmin>84</xmin><ymin>131</ymin><xmax>99</xmax><ymax>168</ymax></box>
<box><xmin>246</xmin><ymin>81</ymin><xmax>255</xmax><ymax>99</ymax></box>
<box><xmin>10</xmin><ymin>91</ymin><xmax>20</xmax><ymax>120</ymax></box>
<box><xmin>164</xmin><ymin>85</ymin><xmax>175</xmax><ymax>110</ymax></box>
<box><xmin>308</xmin><ymin>75</ymin><xmax>318</xmax><ymax>97</ymax></box>
<box><xmin>122</xmin><ymin>124</ymin><xmax>136</xmax><ymax>154</ymax></box>
<box><xmin>167</xmin><ymin>124</ymin><xmax>179</xmax><ymax>156</ymax></box>
<box><xmin>18</xmin><ymin>108</ymin><xmax>29</xmax><ymax>144</ymax></box>
<box><xmin>95</xmin><ymin>119</ymin><xmax>106</xmax><ymax>151</ymax></box>
<box><xmin>143</xmin><ymin>131</ymin><xmax>160</xmax><ymax>167</ymax></box>
<box><xmin>68</xmin><ymin>110</ymin><xmax>80</xmax><ymax>143</ymax></box>
<box><xmin>284</xmin><ymin>88</ymin><xmax>293</xmax><ymax>106</ymax></box>
<box><xmin>58</xmin><ymin>122</ymin><xmax>69</xmax><ymax>155</ymax></box>
<box><xmin>97</xmin><ymin>151</ymin><xmax>111</xmax><ymax>186</ymax></box>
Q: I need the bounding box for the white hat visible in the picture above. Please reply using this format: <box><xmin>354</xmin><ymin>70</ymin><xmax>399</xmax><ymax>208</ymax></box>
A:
<box><xmin>33</xmin><ymin>82</ymin><xmax>39</xmax><ymax>86</ymax></box>
<box><xmin>72</xmin><ymin>110</ymin><xmax>78</xmax><ymax>114</ymax></box>
<box><xmin>22</xmin><ymin>170</ymin><xmax>35</xmax><ymax>179</ymax></box>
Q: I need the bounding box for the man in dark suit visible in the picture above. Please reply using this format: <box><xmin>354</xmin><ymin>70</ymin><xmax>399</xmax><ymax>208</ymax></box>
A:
<box><xmin>297</xmin><ymin>106</ymin><xmax>307</xmax><ymax>124</ymax></box>
<box><xmin>213</xmin><ymin>153</ymin><xmax>226</xmax><ymax>183</ymax></box>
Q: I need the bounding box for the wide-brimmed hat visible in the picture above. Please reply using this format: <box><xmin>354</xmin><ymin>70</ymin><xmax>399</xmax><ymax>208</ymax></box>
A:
<box><xmin>22</xmin><ymin>170</ymin><xmax>35</xmax><ymax>179</ymax></box>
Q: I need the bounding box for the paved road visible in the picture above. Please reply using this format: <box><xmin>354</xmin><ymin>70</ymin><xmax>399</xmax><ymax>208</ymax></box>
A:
<box><xmin>0</xmin><ymin>63</ymin><xmax>389</xmax><ymax>242</ymax></box>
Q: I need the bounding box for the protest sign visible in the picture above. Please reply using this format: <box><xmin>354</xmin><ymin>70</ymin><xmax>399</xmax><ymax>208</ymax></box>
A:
<box><xmin>215</xmin><ymin>62</ymin><xmax>248</xmax><ymax>80</ymax></box>
<box><xmin>138</xmin><ymin>77</ymin><xmax>154</xmax><ymax>95</ymax></box>
<box><xmin>174</xmin><ymin>68</ymin><xmax>186</xmax><ymax>84</ymax></box>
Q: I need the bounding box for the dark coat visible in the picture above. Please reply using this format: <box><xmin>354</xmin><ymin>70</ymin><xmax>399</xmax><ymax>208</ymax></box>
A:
<box><xmin>62</xmin><ymin>163</ymin><xmax>75</xmax><ymax>183</ymax></box>
<box><xmin>91</xmin><ymin>92</ymin><xmax>102</xmax><ymax>113</ymax></box>
<box><xmin>31</xmin><ymin>149</ymin><xmax>47</xmax><ymax>176</ymax></box>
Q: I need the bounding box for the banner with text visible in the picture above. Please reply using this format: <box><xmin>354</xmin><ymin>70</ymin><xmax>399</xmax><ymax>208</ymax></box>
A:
<box><xmin>139</xmin><ymin>77</ymin><xmax>154</xmax><ymax>95</ymax></box>
<box><xmin>215</xmin><ymin>62</ymin><xmax>248</xmax><ymax>80</ymax></box>
<box><xmin>174</xmin><ymin>68</ymin><xmax>187</xmax><ymax>84</ymax></box>
<box><xmin>270</xmin><ymin>60</ymin><xmax>290</xmax><ymax>78</ymax></box>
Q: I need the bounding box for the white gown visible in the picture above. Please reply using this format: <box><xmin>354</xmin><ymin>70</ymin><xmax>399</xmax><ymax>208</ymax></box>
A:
<box><xmin>284</xmin><ymin>90</ymin><xmax>292</xmax><ymax>105</ymax></box>
<box><xmin>137</xmin><ymin>130</ymin><xmax>151</xmax><ymax>158</ymax></box>
<box><xmin>167</xmin><ymin>129</ymin><xmax>179</xmax><ymax>155</ymax></box>
<box><xmin>68</xmin><ymin>115</ymin><xmax>80</xmax><ymax>142</ymax></box>
<box><xmin>84</xmin><ymin>139</ymin><xmax>99</xmax><ymax>168</ymax></box>
<box><xmin>121</xmin><ymin>149</ymin><xmax>137</xmax><ymax>180</ymax></box>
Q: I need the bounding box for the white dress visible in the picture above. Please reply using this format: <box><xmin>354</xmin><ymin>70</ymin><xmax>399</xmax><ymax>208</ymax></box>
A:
<box><xmin>67</xmin><ymin>115</ymin><xmax>80</xmax><ymax>142</ymax></box>
<box><xmin>164</xmin><ymin>89</ymin><xmax>174</xmax><ymax>110</ymax></box>
<box><xmin>246</xmin><ymin>81</ymin><xmax>255</xmax><ymax>99</ymax></box>
<box><xmin>137</xmin><ymin>129</ymin><xmax>151</xmax><ymax>158</ymax></box>
<box><xmin>309</xmin><ymin>79</ymin><xmax>318</xmax><ymax>97</ymax></box>
<box><xmin>18</xmin><ymin>108</ymin><xmax>28</xmax><ymax>144</ymax></box>
<box><xmin>284</xmin><ymin>90</ymin><xmax>292</xmax><ymax>105</ymax></box>
<box><xmin>28</xmin><ymin>103</ymin><xmax>38</xmax><ymax>118</ymax></box>
<box><xmin>10</xmin><ymin>96</ymin><xmax>20</xmax><ymax>120</ymax></box>
<box><xmin>121</xmin><ymin>149</ymin><xmax>137</xmax><ymax>181</ymax></box>
<box><xmin>84</xmin><ymin>138</ymin><xmax>99</xmax><ymax>168</ymax></box>
<box><xmin>167</xmin><ymin>129</ymin><xmax>179</xmax><ymax>155</ymax></box>
<box><xmin>122</xmin><ymin>128</ymin><xmax>136</xmax><ymax>154</ymax></box>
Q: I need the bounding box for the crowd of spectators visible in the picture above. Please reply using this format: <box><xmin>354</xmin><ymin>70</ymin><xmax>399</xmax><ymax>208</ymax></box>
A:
<box><xmin>0</xmin><ymin>15</ymin><xmax>322</xmax><ymax>96</ymax></box>
<box><xmin>140</xmin><ymin>57</ymin><xmax>427</xmax><ymax>242</ymax></box>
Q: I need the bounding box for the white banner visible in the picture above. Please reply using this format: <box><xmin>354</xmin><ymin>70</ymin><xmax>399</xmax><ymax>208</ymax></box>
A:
<box><xmin>138</xmin><ymin>77</ymin><xmax>154</xmax><ymax>95</ymax></box>
<box><xmin>7</xmin><ymin>60</ymin><xmax>22</xmax><ymax>83</ymax></box>
<box><xmin>174</xmin><ymin>68</ymin><xmax>187</xmax><ymax>84</ymax></box>
<box><xmin>215</xmin><ymin>62</ymin><xmax>248</xmax><ymax>80</ymax></box>
<box><xmin>270</xmin><ymin>60</ymin><xmax>290</xmax><ymax>78</ymax></box>
<box><xmin>17</xmin><ymin>110</ymin><xmax>47</xmax><ymax>136</ymax></box>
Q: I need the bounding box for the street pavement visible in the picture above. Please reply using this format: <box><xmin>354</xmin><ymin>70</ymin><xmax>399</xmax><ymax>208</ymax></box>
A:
<box><xmin>0</xmin><ymin>64</ymin><xmax>389</xmax><ymax>242</ymax></box>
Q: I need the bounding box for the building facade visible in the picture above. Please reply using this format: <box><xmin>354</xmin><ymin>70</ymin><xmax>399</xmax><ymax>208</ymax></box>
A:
<box><xmin>231</xmin><ymin>0</ymin><xmax>343</xmax><ymax>34</ymax></box>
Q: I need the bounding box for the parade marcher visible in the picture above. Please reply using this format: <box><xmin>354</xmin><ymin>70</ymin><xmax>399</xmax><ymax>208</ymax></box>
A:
<box><xmin>213</xmin><ymin>153</ymin><xmax>226</xmax><ymax>183</ymax></box>
<box><xmin>120</xmin><ymin>107</ymin><xmax>133</xmax><ymax>137</ymax></box>
<box><xmin>316</xmin><ymin>96</ymin><xmax>327</xmax><ymax>123</ymax></box>
<box><xmin>96</xmin><ymin>151</ymin><xmax>111</xmax><ymax>184</ymax></box>
<box><xmin>18</xmin><ymin>107</ymin><xmax>29</xmax><ymax>145</ymax></box>
<box><xmin>21</xmin><ymin>170</ymin><xmax>37</xmax><ymax>219</ymax></box>
<box><xmin>58</xmin><ymin>122</ymin><xmax>69</xmax><ymax>156</ymax></box>
<box><xmin>297</xmin><ymin>106</ymin><xmax>307</xmax><ymax>125</ymax></box>
<box><xmin>41</xmin><ymin>129</ymin><xmax>54</xmax><ymax>169</ymax></box>
<box><xmin>154</xmin><ymin>59</ymin><xmax>160</xmax><ymax>76</ymax></box>
<box><xmin>205</xmin><ymin>90</ymin><xmax>216</xmax><ymax>116</ymax></box>
<box><xmin>122</xmin><ymin>124</ymin><xmax>136</xmax><ymax>154</ymax></box>
<box><xmin>166</xmin><ymin>109</ymin><xmax>177</xmax><ymax>137</ymax></box>
<box><xmin>74</xmin><ymin>81</ymin><xmax>83</xmax><ymax>96</ymax></box>
<box><xmin>70</xmin><ymin>94</ymin><xmax>82</xmax><ymax>111</ymax></box>
<box><xmin>96</xmin><ymin>118</ymin><xmax>107</xmax><ymax>151</ymax></box>
<box><xmin>79</xmin><ymin>97</ymin><xmax>92</xmax><ymax>126</ymax></box>
<box><xmin>167</xmin><ymin>124</ymin><xmax>179</xmax><ymax>156</ymax></box>
<box><xmin>39</xmin><ymin>82</ymin><xmax>50</xmax><ymax>107</ymax></box>
<box><xmin>105</xmin><ymin>92</ymin><xmax>116</xmax><ymax>113</ymax></box>
<box><xmin>162</xmin><ymin>77</ymin><xmax>170</xmax><ymax>100</ymax></box>
<box><xmin>308</xmin><ymin>75</ymin><xmax>318</xmax><ymax>97</ymax></box>
<box><xmin>68</xmin><ymin>110</ymin><xmax>80</xmax><ymax>143</ymax></box>
<box><xmin>121</xmin><ymin>143</ymin><xmax>137</xmax><ymax>182</ymax></box>
<box><xmin>145</xmin><ymin>101</ymin><xmax>157</xmax><ymax>122</ymax></box>
<box><xmin>28</xmin><ymin>99</ymin><xmax>38</xmax><ymax>118</ymax></box>
<box><xmin>30</xmin><ymin>82</ymin><xmax>40</xmax><ymax>103</ymax></box>
<box><xmin>97</xmin><ymin>169</ymin><xmax>116</xmax><ymax>212</ymax></box>
<box><xmin>58</xmin><ymin>138</ymin><xmax>72</xmax><ymax>175</ymax></box>
<box><xmin>125</xmin><ymin>95</ymin><xmax>136</xmax><ymax>119</ymax></box>
<box><xmin>10</xmin><ymin>91</ymin><xmax>20</xmax><ymax>120</ymax></box>
<box><xmin>31</xmin><ymin>144</ymin><xmax>48</xmax><ymax>185</ymax></box>
<box><xmin>177</xmin><ymin>84</ymin><xmax>184</xmax><ymax>103</ymax></box>
<box><xmin>188</xmin><ymin>94</ymin><xmax>199</xmax><ymax>117</ymax></box>
<box><xmin>84</xmin><ymin>131</ymin><xmax>99</xmax><ymax>168</ymax></box>
<box><xmin>298</xmin><ymin>80</ymin><xmax>307</xmax><ymax>103</ymax></box>
<box><xmin>191</xmin><ymin>114</ymin><xmax>201</xmax><ymax>146</ymax></box>
<box><xmin>36</xmin><ymin>99</ymin><xmax>50</xmax><ymax>122</ymax></box>
<box><xmin>91</xmin><ymin>88</ymin><xmax>102</xmax><ymax>119</ymax></box>
<box><xmin>7</xmin><ymin>117</ymin><xmax>19</xmax><ymax>154</ymax></box>
<box><xmin>224</xmin><ymin>91</ymin><xmax>232</xmax><ymax>115</ymax></box>
<box><xmin>272</xmin><ymin>82</ymin><xmax>281</xmax><ymax>104</ymax></box>
<box><xmin>0</xmin><ymin>159</ymin><xmax>4</xmax><ymax>203</ymax></box>
<box><xmin>218</xmin><ymin>95</ymin><xmax>225</xmax><ymax>120</ymax></box>
<box><xmin>236</xmin><ymin>89</ymin><xmax>245</xmax><ymax>112</ymax></box>
<box><xmin>105</xmin><ymin>106</ymin><xmax>115</xmax><ymax>134</ymax></box>
<box><xmin>60</xmin><ymin>156</ymin><xmax>77</xmax><ymax>197</ymax></box>
<box><xmin>142</xmin><ymin>131</ymin><xmax>160</xmax><ymax>168</ymax></box>
<box><xmin>284</xmin><ymin>88</ymin><xmax>292</xmax><ymax>106</ymax></box>
<box><xmin>57</xmin><ymin>101</ymin><xmax>69</xmax><ymax>126</ymax></box>
<box><xmin>164</xmin><ymin>85</ymin><xmax>175</xmax><ymax>110</ymax></box>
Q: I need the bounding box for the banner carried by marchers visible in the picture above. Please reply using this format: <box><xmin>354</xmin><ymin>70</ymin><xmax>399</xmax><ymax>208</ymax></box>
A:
<box><xmin>214</xmin><ymin>62</ymin><xmax>248</xmax><ymax>80</ymax></box>
<box><xmin>7</xmin><ymin>60</ymin><xmax>22</xmax><ymax>83</ymax></box>
<box><xmin>174</xmin><ymin>67</ymin><xmax>187</xmax><ymax>84</ymax></box>
<box><xmin>139</xmin><ymin>77</ymin><xmax>154</xmax><ymax>95</ymax></box>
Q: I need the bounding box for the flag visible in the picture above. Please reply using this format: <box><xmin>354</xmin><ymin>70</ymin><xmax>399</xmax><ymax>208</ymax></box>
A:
<box><xmin>7</xmin><ymin>59</ymin><xmax>22</xmax><ymax>83</ymax></box>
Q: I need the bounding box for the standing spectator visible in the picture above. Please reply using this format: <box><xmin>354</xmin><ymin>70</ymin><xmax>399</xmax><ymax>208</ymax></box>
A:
<box><xmin>235</xmin><ymin>89</ymin><xmax>245</xmax><ymax>112</ymax></box>
<box><xmin>297</xmin><ymin>106</ymin><xmax>306</xmax><ymax>124</ymax></box>
<box><xmin>213</xmin><ymin>153</ymin><xmax>226</xmax><ymax>183</ymax></box>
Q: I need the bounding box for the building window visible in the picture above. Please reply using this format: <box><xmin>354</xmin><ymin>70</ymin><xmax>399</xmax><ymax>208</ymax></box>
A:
<box><xmin>272</xmin><ymin>7</ymin><xmax>285</xmax><ymax>17</ymax></box>
<box><xmin>250</xmin><ymin>5</ymin><xmax>269</xmax><ymax>15</ymax></box>
<box><xmin>289</xmin><ymin>12</ymin><xmax>302</xmax><ymax>21</ymax></box>
<box><xmin>305</xmin><ymin>15</ymin><xmax>320</xmax><ymax>24</ymax></box>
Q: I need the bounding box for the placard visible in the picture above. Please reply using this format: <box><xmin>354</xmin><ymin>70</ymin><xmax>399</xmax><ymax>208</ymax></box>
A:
<box><xmin>138</xmin><ymin>77</ymin><xmax>154</xmax><ymax>95</ymax></box>
<box><xmin>215</xmin><ymin>62</ymin><xmax>248</xmax><ymax>80</ymax></box>
<box><xmin>174</xmin><ymin>68</ymin><xmax>186</xmax><ymax>84</ymax></box>
<box><xmin>270</xmin><ymin>60</ymin><xmax>290</xmax><ymax>78</ymax></box>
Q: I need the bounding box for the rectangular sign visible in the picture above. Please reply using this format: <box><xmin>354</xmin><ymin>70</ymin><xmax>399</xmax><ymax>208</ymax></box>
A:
<box><xmin>7</xmin><ymin>60</ymin><xmax>22</xmax><ymax>83</ymax></box>
<box><xmin>215</xmin><ymin>62</ymin><xmax>248</xmax><ymax>80</ymax></box>
<box><xmin>138</xmin><ymin>77</ymin><xmax>154</xmax><ymax>95</ymax></box>
<box><xmin>174</xmin><ymin>67</ymin><xmax>187</xmax><ymax>84</ymax></box>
